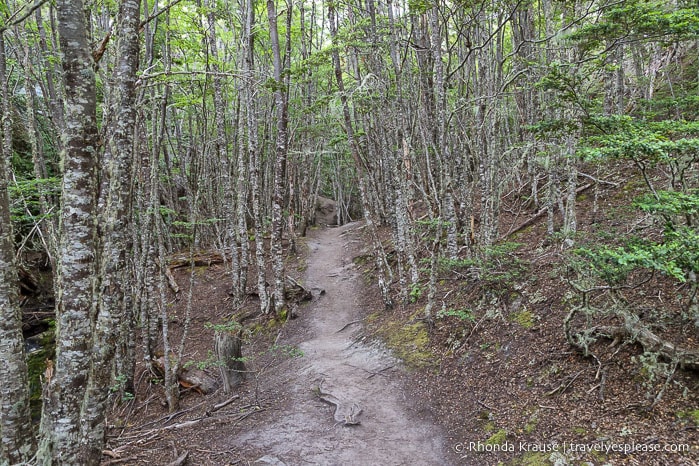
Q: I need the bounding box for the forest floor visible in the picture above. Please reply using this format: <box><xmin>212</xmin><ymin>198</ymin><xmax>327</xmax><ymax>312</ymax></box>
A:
<box><xmin>104</xmin><ymin>222</ymin><xmax>457</xmax><ymax>465</ymax></box>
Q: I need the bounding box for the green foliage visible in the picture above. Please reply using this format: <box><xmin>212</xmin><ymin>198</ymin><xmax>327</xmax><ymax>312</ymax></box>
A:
<box><xmin>205</xmin><ymin>320</ymin><xmax>242</xmax><ymax>334</ymax></box>
<box><xmin>110</xmin><ymin>374</ymin><xmax>135</xmax><ymax>402</ymax></box>
<box><xmin>436</xmin><ymin>307</ymin><xmax>475</xmax><ymax>322</ymax></box>
<box><xmin>408</xmin><ymin>0</ymin><xmax>432</xmax><ymax>14</ymax></box>
<box><xmin>270</xmin><ymin>344</ymin><xmax>304</xmax><ymax>359</ymax></box>
<box><xmin>183</xmin><ymin>350</ymin><xmax>231</xmax><ymax>370</ymax></box>
<box><xmin>576</xmin><ymin>237</ymin><xmax>691</xmax><ymax>284</ymax></box>
<box><xmin>577</xmin><ymin>188</ymin><xmax>699</xmax><ymax>286</ymax></box>
<box><xmin>409</xmin><ymin>283</ymin><xmax>422</xmax><ymax>303</ymax></box>
<box><xmin>436</xmin><ymin>242</ymin><xmax>528</xmax><ymax>287</ymax></box>
<box><xmin>568</xmin><ymin>0</ymin><xmax>699</xmax><ymax>51</ymax></box>
<box><xmin>8</xmin><ymin>177</ymin><xmax>60</xmax><ymax>222</ymax></box>
<box><xmin>635</xmin><ymin>190</ymin><xmax>699</xmax><ymax>219</ymax></box>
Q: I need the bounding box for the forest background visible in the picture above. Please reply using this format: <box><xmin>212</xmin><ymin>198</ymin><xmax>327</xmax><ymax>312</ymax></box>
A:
<box><xmin>0</xmin><ymin>0</ymin><xmax>698</xmax><ymax>463</ymax></box>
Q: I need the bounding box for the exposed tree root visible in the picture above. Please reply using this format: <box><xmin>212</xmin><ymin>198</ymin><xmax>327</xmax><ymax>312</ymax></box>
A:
<box><xmin>564</xmin><ymin>305</ymin><xmax>699</xmax><ymax>371</ymax></box>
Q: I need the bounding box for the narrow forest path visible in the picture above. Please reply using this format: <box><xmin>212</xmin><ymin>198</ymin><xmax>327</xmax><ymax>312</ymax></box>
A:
<box><xmin>234</xmin><ymin>222</ymin><xmax>454</xmax><ymax>465</ymax></box>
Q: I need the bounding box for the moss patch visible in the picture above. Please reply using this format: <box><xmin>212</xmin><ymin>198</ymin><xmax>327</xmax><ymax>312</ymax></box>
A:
<box><xmin>508</xmin><ymin>451</ymin><xmax>574</xmax><ymax>466</ymax></box>
<box><xmin>509</xmin><ymin>451</ymin><xmax>550</xmax><ymax>466</ymax></box>
<box><xmin>511</xmin><ymin>308</ymin><xmax>536</xmax><ymax>329</ymax></box>
<box><xmin>524</xmin><ymin>411</ymin><xmax>539</xmax><ymax>434</ymax></box>
<box><xmin>486</xmin><ymin>429</ymin><xmax>508</xmax><ymax>446</ymax></box>
<box><xmin>381</xmin><ymin>320</ymin><xmax>434</xmax><ymax>368</ymax></box>
<box><xmin>678</xmin><ymin>409</ymin><xmax>699</xmax><ymax>426</ymax></box>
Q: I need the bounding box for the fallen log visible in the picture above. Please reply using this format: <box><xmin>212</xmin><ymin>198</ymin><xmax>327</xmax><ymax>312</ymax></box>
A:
<box><xmin>505</xmin><ymin>182</ymin><xmax>594</xmax><ymax>238</ymax></box>
<box><xmin>167</xmin><ymin>451</ymin><xmax>189</xmax><ymax>466</ymax></box>
<box><xmin>153</xmin><ymin>357</ymin><xmax>218</xmax><ymax>394</ymax></box>
<box><xmin>167</xmin><ymin>251</ymin><xmax>226</xmax><ymax>270</ymax></box>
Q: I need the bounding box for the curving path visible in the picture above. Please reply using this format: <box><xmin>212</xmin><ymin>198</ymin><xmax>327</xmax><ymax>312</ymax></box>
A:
<box><xmin>234</xmin><ymin>222</ymin><xmax>454</xmax><ymax>465</ymax></box>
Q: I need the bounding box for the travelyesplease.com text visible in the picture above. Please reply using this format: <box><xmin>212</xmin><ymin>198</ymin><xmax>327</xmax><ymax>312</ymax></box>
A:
<box><xmin>454</xmin><ymin>440</ymin><xmax>691</xmax><ymax>456</ymax></box>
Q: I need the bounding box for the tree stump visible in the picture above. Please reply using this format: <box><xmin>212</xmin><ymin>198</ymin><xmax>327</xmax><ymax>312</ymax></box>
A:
<box><xmin>215</xmin><ymin>330</ymin><xmax>245</xmax><ymax>394</ymax></box>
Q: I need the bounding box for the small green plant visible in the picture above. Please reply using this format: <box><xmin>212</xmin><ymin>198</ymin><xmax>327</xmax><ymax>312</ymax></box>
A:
<box><xmin>183</xmin><ymin>351</ymin><xmax>223</xmax><ymax>371</ymax></box>
<box><xmin>437</xmin><ymin>307</ymin><xmax>475</xmax><ymax>322</ymax></box>
<box><xmin>409</xmin><ymin>283</ymin><xmax>422</xmax><ymax>303</ymax></box>
<box><xmin>110</xmin><ymin>374</ymin><xmax>135</xmax><ymax>402</ymax></box>
<box><xmin>205</xmin><ymin>320</ymin><xmax>243</xmax><ymax>334</ymax></box>
<box><xmin>439</xmin><ymin>242</ymin><xmax>529</xmax><ymax>287</ymax></box>
<box><xmin>271</xmin><ymin>344</ymin><xmax>304</xmax><ymax>358</ymax></box>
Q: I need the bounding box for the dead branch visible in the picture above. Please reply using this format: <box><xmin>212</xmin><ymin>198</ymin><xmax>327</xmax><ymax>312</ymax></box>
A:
<box><xmin>167</xmin><ymin>451</ymin><xmax>189</xmax><ymax>466</ymax></box>
<box><xmin>0</xmin><ymin>0</ymin><xmax>50</xmax><ymax>33</ymax></box>
<box><xmin>103</xmin><ymin>456</ymin><xmax>139</xmax><ymax>465</ymax></box>
<box><xmin>546</xmin><ymin>370</ymin><xmax>584</xmax><ymax>396</ymax></box>
<box><xmin>336</xmin><ymin>320</ymin><xmax>362</xmax><ymax>333</ymax></box>
<box><xmin>505</xmin><ymin>183</ymin><xmax>594</xmax><ymax>238</ymax></box>
<box><xmin>139</xmin><ymin>0</ymin><xmax>186</xmax><ymax>31</ymax></box>
<box><xmin>589</xmin><ymin>323</ymin><xmax>699</xmax><ymax>370</ymax></box>
<box><xmin>209</xmin><ymin>395</ymin><xmax>240</xmax><ymax>413</ymax></box>
<box><xmin>165</xmin><ymin>266</ymin><xmax>180</xmax><ymax>294</ymax></box>
<box><xmin>92</xmin><ymin>31</ymin><xmax>111</xmax><ymax>64</ymax></box>
<box><xmin>167</xmin><ymin>251</ymin><xmax>226</xmax><ymax>269</ymax></box>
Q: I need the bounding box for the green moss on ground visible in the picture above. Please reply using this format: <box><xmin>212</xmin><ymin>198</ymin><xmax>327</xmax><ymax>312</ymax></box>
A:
<box><xmin>381</xmin><ymin>320</ymin><xmax>434</xmax><ymax>368</ymax></box>
<box><xmin>511</xmin><ymin>308</ymin><xmax>536</xmax><ymax>329</ymax></box>
<box><xmin>486</xmin><ymin>429</ymin><xmax>507</xmax><ymax>446</ymax></box>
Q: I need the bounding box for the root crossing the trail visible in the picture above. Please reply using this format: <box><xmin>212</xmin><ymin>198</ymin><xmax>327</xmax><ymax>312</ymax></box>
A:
<box><xmin>233</xmin><ymin>223</ymin><xmax>453</xmax><ymax>465</ymax></box>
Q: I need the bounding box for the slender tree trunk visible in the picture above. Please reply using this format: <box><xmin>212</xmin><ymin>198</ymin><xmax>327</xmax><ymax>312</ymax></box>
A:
<box><xmin>243</xmin><ymin>0</ymin><xmax>270</xmax><ymax>314</ymax></box>
<box><xmin>205</xmin><ymin>0</ymin><xmax>242</xmax><ymax>300</ymax></box>
<box><xmin>267</xmin><ymin>0</ymin><xmax>289</xmax><ymax>315</ymax></box>
<box><xmin>328</xmin><ymin>1</ymin><xmax>392</xmax><ymax>308</ymax></box>
<box><xmin>0</xmin><ymin>31</ymin><xmax>36</xmax><ymax>465</ymax></box>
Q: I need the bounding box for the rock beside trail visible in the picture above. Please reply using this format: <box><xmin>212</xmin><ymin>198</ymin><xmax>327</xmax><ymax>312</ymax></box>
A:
<box><xmin>315</xmin><ymin>196</ymin><xmax>337</xmax><ymax>226</ymax></box>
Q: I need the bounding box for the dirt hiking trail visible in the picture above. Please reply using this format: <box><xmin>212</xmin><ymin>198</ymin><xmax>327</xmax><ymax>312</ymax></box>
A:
<box><xmin>234</xmin><ymin>222</ymin><xmax>454</xmax><ymax>465</ymax></box>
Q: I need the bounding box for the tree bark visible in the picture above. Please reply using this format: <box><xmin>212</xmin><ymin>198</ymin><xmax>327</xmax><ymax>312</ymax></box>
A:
<box><xmin>0</xmin><ymin>31</ymin><xmax>36</xmax><ymax>465</ymax></box>
<box><xmin>37</xmin><ymin>0</ymin><xmax>100</xmax><ymax>461</ymax></box>
<box><xmin>215</xmin><ymin>330</ymin><xmax>246</xmax><ymax>393</ymax></box>
<box><xmin>243</xmin><ymin>0</ymin><xmax>270</xmax><ymax>314</ymax></box>
<box><xmin>267</xmin><ymin>0</ymin><xmax>289</xmax><ymax>315</ymax></box>
<box><xmin>80</xmin><ymin>0</ymin><xmax>140</xmax><ymax>461</ymax></box>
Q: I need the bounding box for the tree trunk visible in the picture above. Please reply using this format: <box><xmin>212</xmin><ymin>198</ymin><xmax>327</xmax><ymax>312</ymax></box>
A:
<box><xmin>80</xmin><ymin>0</ymin><xmax>140</xmax><ymax>461</ymax></box>
<box><xmin>328</xmin><ymin>1</ymin><xmax>392</xmax><ymax>308</ymax></box>
<box><xmin>37</xmin><ymin>0</ymin><xmax>100</xmax><ymax>461</ymax></box>
<box><xmin>0</xmin><ymin>31</ymin><xmax>36</xmax><ymax>465</ymax></box>
<box><xmin>267</xmin><ymin>0</ymin><xmax>289</xmax><ymax>315</ymax></box>
<box><xmin>215</xmin><ymin>330</ymin><xmax>246</xmax><ymax>393</ymax></box>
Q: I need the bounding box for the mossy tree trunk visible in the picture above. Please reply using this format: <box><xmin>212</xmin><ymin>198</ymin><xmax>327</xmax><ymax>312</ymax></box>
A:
<box><xmin>80</xmin><ymin>0</ymin><xmax>141</xmax><ymax>462</ymax></box>
<box><xmin>37</xmin><ymin>0</ymin><xmax>100</xmax><ymax>461</ymax></box>
<box><xmin>0</xmin><ymin>31</ymin><xmax>36</xmax><ymax>465</ymax></box>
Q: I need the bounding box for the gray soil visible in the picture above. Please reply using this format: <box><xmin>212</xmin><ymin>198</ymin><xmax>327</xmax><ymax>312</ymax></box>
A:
<box><xmin>234</xmin><ymin>222</ymin><xmax>454</xmax><ymax>465</ymax></box>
